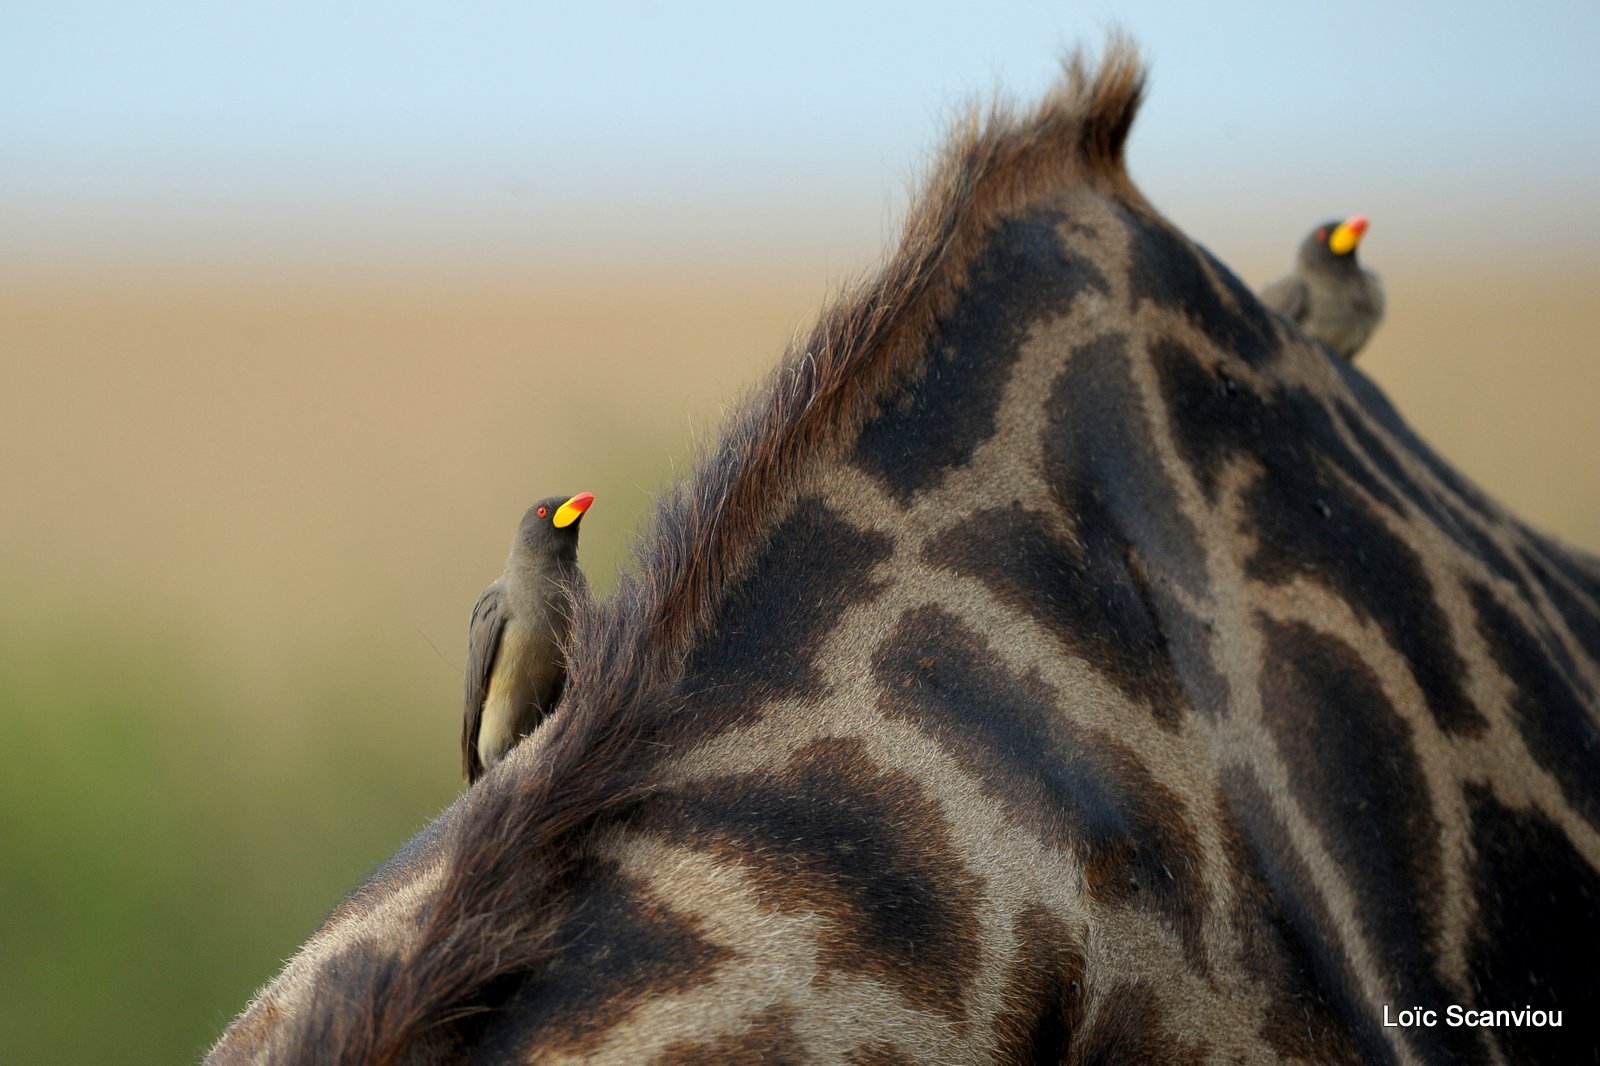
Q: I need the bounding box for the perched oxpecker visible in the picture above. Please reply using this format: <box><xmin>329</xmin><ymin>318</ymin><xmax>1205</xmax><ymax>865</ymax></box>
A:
<box><xmin>461</xmin><ymin>492</ymin><xmax>593</xmax><ymax>783</ymax></box>
<box><xmin>1261</xmin><ymin>215</ymin><xmax>1386</xmax><ymax>359</ymax></box>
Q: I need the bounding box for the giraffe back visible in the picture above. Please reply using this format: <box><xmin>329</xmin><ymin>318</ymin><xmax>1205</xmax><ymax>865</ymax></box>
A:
<box><xmin>208</xmin><ymin>43</ymin><xmax>1600</xmax><ymax>1065</ymax></box>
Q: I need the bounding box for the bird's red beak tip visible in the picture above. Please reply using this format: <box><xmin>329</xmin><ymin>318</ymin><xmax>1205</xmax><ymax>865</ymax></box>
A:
<box><xmin>1346</xmin><ymin>215</ymin><xmax>1370</xmax><ymax>236</ymax></box>
<box><xmin>551</xmin><ymin>491</ymin><xmax>595</xmax><ymax>529</ymax></box>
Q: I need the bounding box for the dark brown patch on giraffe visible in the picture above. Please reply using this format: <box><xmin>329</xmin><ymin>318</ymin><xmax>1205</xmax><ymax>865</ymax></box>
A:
<box><xmin>1149</xmin><ymin>337</ymin><xmax>1403</xmax><ymax>513</ymax></box>
<box><xmin>1501</xmin><ymin>548</ymin><xmax>1592</xmax><ymax>699</ymax></box>
<box><xmin>1123</xmin><ymin>545</ymin><xmax>1233</xmax><ymax>722</ymax></box>
<box><xmin>1117</xmin><ymin>203</ymin><xmax>1281</xmax><ymax>370</ymax></box>
<box><xmin>874</xmin><ymin>605</ymin><xmax>1211</xmax><ymax>974</ymax></box>
<box><xmin>1152</xmin><ymin>336</ymin><xmax>1486</xmax><ymax>736</ymax></box>
<box><xmin>639</xmin><ymin>735</ymin><xmax>983</xmax><ymax>1023</ymax></box>
<box><xmin>1470</xmin><ymin>583</ymin><xmax>1600</xmax><ymax>832</ymax></box>
<box><xmin>1529</xmin><ymin>528</ymin><xmax>1600</xmax><ymax>608</ymax></box>
<box><xmin>678</xmin><ymin>497</ymin><xmax>893</xmax><ymax>733</ymax></box>
<box><xmin>1042</xmin><ymin>330</ymin><xmax>1229</xmax><ymax>717</ymax></box>
<box><xmin>1520</xmin><ymin>536</ymin><xmax>1600</xmax><ymax>666</ymax></box>
<box><xmin>852</xmin><ymin>208</ymin><xmax>1108</xmax><ymax>504</ymax></box>
<box><xmin>1221</xmin><ymin>768</ymin><xmax>1401</xmax><ymax>1065</ymax></box>
<box><xmin>1332</xmin><ymin>355</ymin><xmax>1508</xmax><ymax>529</ymax></box>
<box><xmin>1047</xmin><ymin>333</ymin><xmax>1208</xmax><ymax>595</ymax></box>
<box><xmin>1067</xmin><ymin>981</ymin><xmax>1207</xmax><ymax>1065</ymax></box>
<box><xmin>990</xmin><ymin>905</ymin><xmax>1087</xmax><ymax>1063</ymax></box>
<box><xmin>1330</xmin><ymin>398</ymin><xmax>1435</xmax><ymax>520</ymax></box>
<box><xmin>1501</xmin><ymin>551</ymin><xmax>1591</xmax><ymax>685</ymax></box>
<box><xmin>1257</xmin><ymin>618</ymin><xmax>1488</xmax><ymax>1064</ymax></box>
<box><xmin>1334</xmin><ymin>398</ymin><xmax>1524</xmax><ymax>586</ymax></box>
<box><xmin>475</xmin><ymin>866</ymin><xmax>731</xmax><ymax>1060</ymax></box>
<box><xmin>1239</xmin><ymin>435</ymin><xmax>1482</xmax><ymax>737</ymax></box>
<box><xmin>1215</xmin><ymin>788</ymin><xmax>1366</xmax><ymax>1064</ymax></box>
<box><xmin>283</xmin><ymin>937</ymin><xmax>471</xmax><ymax>1063</ymax></box>
<box><xmin>927</xmin><ymin>502</ymin><xmax>1189</xmax><ymax>730</ymax></box>
<box><xmin>1144</xmin><ymin>334</ymin><xmax>1241</xmax><ymax>502</ymax></box>
<box><xmin>1464</xmin><ymin>786</ymin><xmax>1600</xmax><ymax>1064</ymax></box>
<box><xmin>656</xmin><ymin>1004</ymin><xmax>809</xmax><ymax>1065</ymax></box>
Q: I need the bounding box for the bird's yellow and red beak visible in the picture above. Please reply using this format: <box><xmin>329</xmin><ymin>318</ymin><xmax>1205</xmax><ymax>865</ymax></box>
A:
<box><xmin>1328</xmin><ymin>215</ymin><xmax>1369</xmax><ymax>256</ymax></box>
<box><xmin>552</xmin><ymin>491</ymin><xmax>594</xmax><ymax>529</ymax></box>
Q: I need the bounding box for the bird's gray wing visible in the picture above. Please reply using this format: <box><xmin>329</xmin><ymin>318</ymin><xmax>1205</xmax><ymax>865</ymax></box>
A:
<box><xmin>462</xmin><ymin>580</ymin><xmax>508</xmax><ymax>782</ymax></box>
<box><xmin>1260</xmin><ymin>273</ymin><xmax>1310</xmax><ymax>324</ymax></box>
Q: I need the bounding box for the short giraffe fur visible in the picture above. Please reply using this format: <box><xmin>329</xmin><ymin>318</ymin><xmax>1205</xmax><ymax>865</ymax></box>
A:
<box><xmin>209</xmin><ymin>44</ymin><xmax>1600</xmax><ymax>1064</ymax></box>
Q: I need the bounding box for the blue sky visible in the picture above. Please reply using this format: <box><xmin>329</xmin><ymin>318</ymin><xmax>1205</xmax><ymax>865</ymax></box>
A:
<box><xmin>5</xmin><ymin>1</ymin><xmax>1598</xmax><ymax>275</ymax></box>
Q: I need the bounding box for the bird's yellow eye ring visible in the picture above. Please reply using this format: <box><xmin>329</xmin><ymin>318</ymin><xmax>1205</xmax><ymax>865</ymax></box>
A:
<box><xmin>536</xmin><ymin>506</ymin><xmax>549</xmax><ymax>518</ymax></box>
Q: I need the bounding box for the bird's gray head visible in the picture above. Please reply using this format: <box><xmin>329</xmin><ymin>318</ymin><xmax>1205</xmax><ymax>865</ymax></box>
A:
<box><xmin>1298</xmin><ymin>215</ymin><xmax>1369</xmax><ymax>272</ymax></box>
<box><xmin>513</xmin><ymin>492</ymin><xmax>594</xmax><ymax>558</ymax></box>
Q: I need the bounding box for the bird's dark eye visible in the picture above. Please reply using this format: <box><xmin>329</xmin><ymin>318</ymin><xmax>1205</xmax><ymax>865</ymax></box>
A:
<box><xmin>1315</xmin><ymin>228</ymin><xmax>1328</xmax><ymax>242</ymax></box>
<box><xmin>536</xmin><ymin>506</ymin><xmax>549</xmax><ymax>518</ymax></box>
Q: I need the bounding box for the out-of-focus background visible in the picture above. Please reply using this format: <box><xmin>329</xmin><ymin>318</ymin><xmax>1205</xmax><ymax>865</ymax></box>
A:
<box><xmin>2</xmin><ymin>2</ymin><xmax>1596</xmax><ymax>1060</ymax></box>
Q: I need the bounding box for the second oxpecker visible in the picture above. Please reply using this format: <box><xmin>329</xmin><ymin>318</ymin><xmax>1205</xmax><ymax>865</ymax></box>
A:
<box><xmin>1260</xmin><ymin>215</ymin><xmax>1386</xmax><ymax>360</ymax></box>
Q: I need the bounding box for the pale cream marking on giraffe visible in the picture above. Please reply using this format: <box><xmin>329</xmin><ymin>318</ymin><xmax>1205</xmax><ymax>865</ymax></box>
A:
<box><xmin>780</xmin><ymin>559</ymin><xmax>1247</xmax><ymax>1015</ymax></box>
<box><xmin>798</xmin><ymin>461</ymin><xmax>1221</xmax><ymax>793</ymax></box>
<box><xmin>1286</xmin><ymin>341</ymin><xmax>1600</xmax><ymax>698</ymax></box>
<box><xmin>1311</xmin><ymin>390</ymin><xmax>1539</xmax><ymax>601</ymax></box>
<box><xmin>634</xmin><ymin>585</ymin><xmax>1247</xmax><ymax>1060</ymax></box>
<box><xmin>633</xmin><ymin>630</ymin><xmax>1113</xmax><ymax>1037</ymax></box>
<box><xmin>1253</xmin><ymin>572</ymin><xmax>1486</xmax><ymax>996</ymax></box>
<box><xmin>1095</xmin><ymin>353</ymin><xmax>1343</xmax><ymax>1019</ymax></box>
<box><xmin>529</xmin><ymin>835</ymin><xmax>824</xmax><ymax>1065</ymax></box>
<box><xmin>561</xmin><ymin>833</ymin><xmax>1010</xmax><ymax>1065</ymax></box>
<box><xmin>1116</xmin><ymin>324</ymin><xmax>1250</xmax><ymax>640</ymax></box>
<box><xmin>1518</xmin><ymin>558</ymin><xmax>1600</xmax><ymax>693</ymax></box>
<box><xmin>819</xmin><ymin>439</ymin><xmax>1229</xmax><ymax>811</ymax></box>
<box><xmin>1066</xmin><ymin>208</ymin><xmax>1285</xmax><ymax>651</ymax></box>
<box><xmin>578</xmin><ymin>192</ymin><xmax>1582</xmax><ymax>1064</ymax></box>
<box><xmin>1093</xmin><ymin>233</ymin><xmax>1512</xmax><ymax>1026</ymax></box>
<box><xmin>1186</xmin><ymin>458</ymin><xmax>1429</xmax><ymax>1066</ymax></box>
<box><xmin>655</xmin><ymin>646</ymin><xmax>1099</xmax><ymax>924</ymax></box>
<box><xmin>1114</xmin><ymin>263</ymin><xmax>1600</xmax><ymax>970</ymax></box>
<box><xmin>1251</xmin><ymin>461</ymin><xmax>1494</xmax><ymax>990</ymax></box>
<box><xmin>1238</xmin><ymin>419</ymin><xmax>1599</xmax><ymax>999</ymax></box>
<box><xmin>822</xmin><ymin>196</ymin><xmax>1151</xmax><ymax>556</ymax></box>
<box><xmin>1076</xmin><ymin>893</ymin><xmax>1269</xmax><ymax>1062</ymax></box>
<box><xmin>1417</xmin><ymin>615</ymin><xmax>1600</xmax><ymax>873</ymax></box>
<box><xmin>1054</xmin><ymin>195</ymin><xmax>1137</xmax><ymax>281</ymax></box>
<box><xmin>651</xmin><ymin>613</ymin><xmax>1102</xmax><ymax>913</ymax></box>
<box><xmin>844</xmin><ymin>291</ymin><xmax>1241</xmax><ymax>781</ymax></box>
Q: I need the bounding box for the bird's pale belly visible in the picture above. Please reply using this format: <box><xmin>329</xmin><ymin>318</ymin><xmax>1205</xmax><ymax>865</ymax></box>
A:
<box><xmin>477</xmin><ymin>621</ymin><xmax>564</xmax><ymax>768</ymax></box>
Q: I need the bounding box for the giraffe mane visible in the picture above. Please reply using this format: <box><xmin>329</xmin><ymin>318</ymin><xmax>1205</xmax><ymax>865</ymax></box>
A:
<box><xmin>274</xmin><ymin>39</ymin><xmax>1149</xmax><ymax>1065</ymax></box>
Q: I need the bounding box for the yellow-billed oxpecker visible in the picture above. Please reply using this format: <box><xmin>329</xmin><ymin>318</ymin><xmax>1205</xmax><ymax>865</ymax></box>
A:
<box><xmin>461</xmin><ymin>492</ymin><xmax>593</xmax><ymax>783</ymax></box>
<box><xmin>1261</xmin><ymin>215</ymin><xmax>1386</xmax><ymax>359</ymax></box>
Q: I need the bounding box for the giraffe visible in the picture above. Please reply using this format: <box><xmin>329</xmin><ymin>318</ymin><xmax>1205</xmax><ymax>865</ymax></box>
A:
<box><xmin>208</xmin><ymin>43</ymin><xmax>1600</xmax><ymax>1064</ymax></box>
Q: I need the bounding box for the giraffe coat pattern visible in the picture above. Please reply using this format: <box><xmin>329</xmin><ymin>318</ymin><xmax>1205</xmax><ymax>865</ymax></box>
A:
<box><xmin>208</xmin><ymin>43</ymin><xmax>1600</xmax><ymax>1065</ymax></box>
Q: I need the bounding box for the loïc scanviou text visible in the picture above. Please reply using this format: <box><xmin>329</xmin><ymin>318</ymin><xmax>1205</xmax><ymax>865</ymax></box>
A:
<box><xmin>1383</xmin><ymin>1005</ymin><xmax>1562</xmax><ymax>1028</ymax></box>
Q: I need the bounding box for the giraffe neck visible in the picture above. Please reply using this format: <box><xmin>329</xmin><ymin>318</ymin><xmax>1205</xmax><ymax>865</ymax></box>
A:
<box><xmin>207</xmin><ymin>45</ymin><xmax>1600</xmax><ymax>1065</ymax></box>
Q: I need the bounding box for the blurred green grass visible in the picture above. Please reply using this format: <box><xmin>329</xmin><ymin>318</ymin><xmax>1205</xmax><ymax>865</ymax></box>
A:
<box><xmin>0</xmin><ymin>615</ymin><xmax>462</xmax><ymax>1063</ymax></box>
<box><xmin>0</xmin><ymin>455</ymin><xmax>683</xmax><ymax>1063</ymax></box>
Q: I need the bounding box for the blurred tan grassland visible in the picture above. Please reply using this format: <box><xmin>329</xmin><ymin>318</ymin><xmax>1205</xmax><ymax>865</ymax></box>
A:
<box><xmin>1</xmin><ymin>249</ymin><xmax>1597</xmax><ymax>1062</ymax></box>
<box><xmin>6</xmin><ymin>258</ymin><xmax>1597</xmax><ymax>657</ymax></box>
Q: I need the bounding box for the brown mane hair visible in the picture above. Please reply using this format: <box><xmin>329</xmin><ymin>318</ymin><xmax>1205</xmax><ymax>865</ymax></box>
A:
<box><xmin>292</xmin><ymin>40</ymin><xmax>1148</xmax><ymax>1065</ymax></box>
